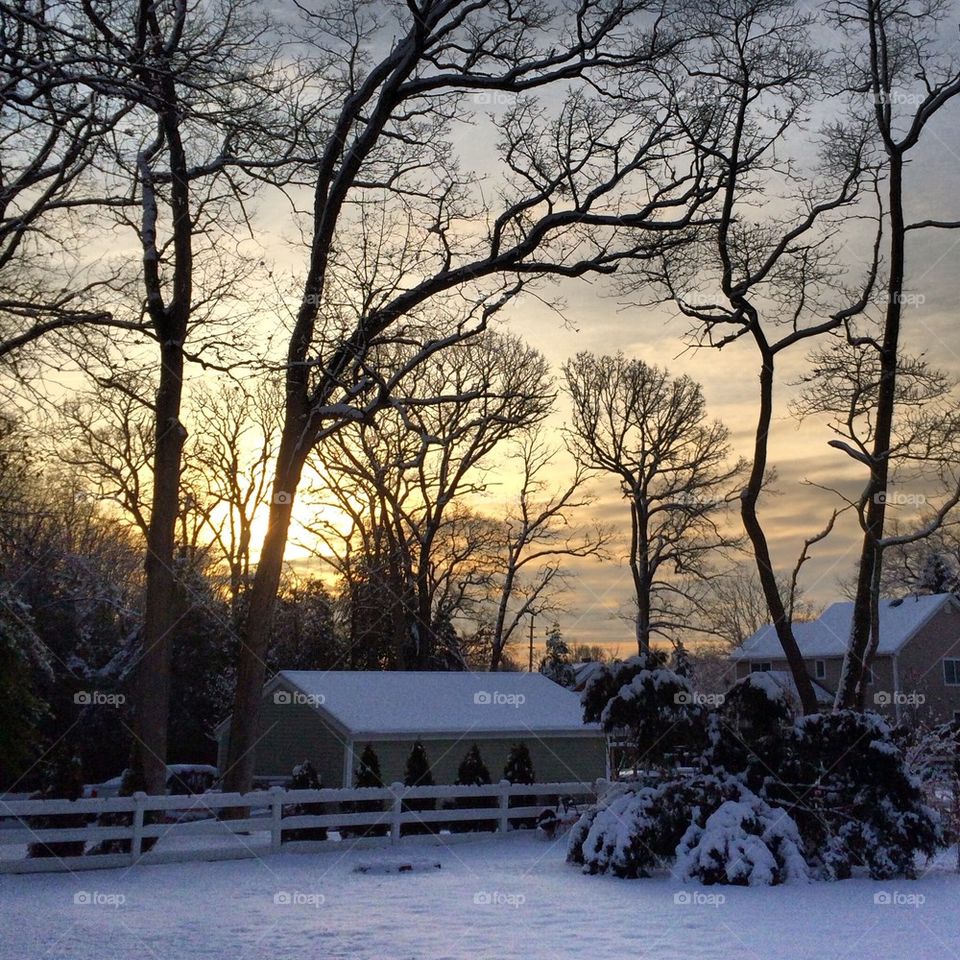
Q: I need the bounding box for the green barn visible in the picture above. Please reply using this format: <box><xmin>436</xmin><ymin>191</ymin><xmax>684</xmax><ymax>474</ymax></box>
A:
<box><xmin>215</xmin><ymin>670</ymin><xmax>608</xmax><ymax>788</ymax></box>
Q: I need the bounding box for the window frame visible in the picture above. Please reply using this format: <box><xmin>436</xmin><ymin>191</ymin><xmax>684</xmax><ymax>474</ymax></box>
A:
<box><xmin>944</xmin><ymin>658</ymin><xmax>960</xmax><ymax>686</ymax></box>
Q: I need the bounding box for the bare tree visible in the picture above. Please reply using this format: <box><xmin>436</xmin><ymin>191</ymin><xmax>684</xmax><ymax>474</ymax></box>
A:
<box><xmin>189</xmin><ymin>380</ymin><xmax>283</xmax><ymax>608</ymax></box>
<box><xmin>795</xmin><ymin>337</ymin><xmax>960</xmax><ymax>704</ymax></box>
<box><xmin>487</xmin><ymin>431</ymin><xmax>608</xmax><ymax>670</ymax></box>
<box><xmin>695</xmin><ymin>566</ymin><xmax>815</xmax><ymax>651</ymax></box>
<box><xmin>826</xmin><ymin>0</ymin><xmax>960</xmax><ymax>709</ymax></box>
<box><xmin>10</xmin><ymin>0</ymin><xmax>297</xmax><ymax>791</ymax></box>
<box><xmin>223</xmin><ymin>0</ymin><xmax>722</xmax><ymax>792</ymax></box>
<box><xmin>305</xmin><ymin>329</ymin><xmax>554</xmax><ymax>667</ymax></box>
<box><xmin>0</xmin><ymin>2</ymin><xmax>139</xmax><ymax>363</ymax></box>
<box><xmin>563</xmin><ymin>352</ymin><xmax>742</xmax><ymax>653</ymax></box>
<box><xmin>639</xmin><ymin>0</ymin><xmax>878</xmax><ymax>712</ymax></box>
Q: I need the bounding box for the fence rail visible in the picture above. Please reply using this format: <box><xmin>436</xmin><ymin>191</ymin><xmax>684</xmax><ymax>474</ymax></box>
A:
<box><xmin>0</xmin><ymin>779</ymin><xmax>605</xmax><ymax>875</ymax></box>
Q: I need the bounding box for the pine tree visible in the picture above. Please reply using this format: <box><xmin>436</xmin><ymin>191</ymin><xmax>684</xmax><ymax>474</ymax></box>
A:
<box><xmin>504</xmin><ymin>742</ymin><xmax>536</xmax><ymax>829</ymax></box>
<box><xmin>282</xmin><ymin>760</ymin><xmax>327</xmax><ymax>842</ymax></box>
<box><xmin>456</xmin><ymin>744</ymin><xmax>491</xmax><ymax>786</ymax></box>
<box><xmin>351</xmin><ymin>744</ymin><xmax>387</xmax><ymax>837</ymax></box>
<box><xmin>504</xmin><ymin>743</ymin><xmax>535</xmax><ymax>785</ymax></box>
<box><xmin>915</xmin><ymin>551</ymin><xmax>959</xmax><ymax>596</ymax></box>
<box><xmin>404</xmin><ymin>739</ymin><xmax>434</xmax><ymax>788</ymax></box>
<box><xmin>355</xmin><ymin>744</ymin><xmax>383</xmax><ymax>788</ymax></box>
<box><xmin>539</xmin><ymin>622</ymin><xmax>576</xmax><ymax>687</ymax></box>
<box><xmin>402</xmin><ymin>739</ymin><xmax>435</xmax><ymax>835</ymax></box>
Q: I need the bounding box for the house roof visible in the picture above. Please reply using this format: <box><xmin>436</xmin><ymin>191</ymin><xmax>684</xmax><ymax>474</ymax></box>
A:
<box><xmin>730</xmin><ymin>593</ymin><xmax>958</xmax><ymax>661</ymax></box>
<box><xmin>269</xmin><ymin>670</ymin><xmax>601</xmax><ymax>738</ymax></box>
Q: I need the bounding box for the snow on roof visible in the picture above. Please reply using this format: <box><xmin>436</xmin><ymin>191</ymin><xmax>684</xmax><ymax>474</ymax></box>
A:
<box><xmin>730</xmin><ymin>593</ymin><xmax>957</xmax><ymax>661</ymax></box>
<box><xmin>737</xmin><ymin>670</ymin><xmax>834</xmax><ymax>707</ymax></box>
<box><xmin>275</xmin><ymin>670</ymin><xmax>601</xmax><ymax>737</ymax></box>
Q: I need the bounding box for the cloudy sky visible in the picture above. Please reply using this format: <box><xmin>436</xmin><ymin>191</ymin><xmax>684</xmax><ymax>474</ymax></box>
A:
<box><xmin>494</xmin><ymin>100</ymin><xmax>960</xmax><ymax>653</ymax></box>
<box><xmin>208</xmin><ymin>7</ymin><xmax>960</xmax><ymax>658</ymax></box>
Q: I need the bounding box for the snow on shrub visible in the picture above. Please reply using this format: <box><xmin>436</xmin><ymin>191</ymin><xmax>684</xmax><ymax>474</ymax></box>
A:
<box><xmin>675</xmin><ymin>792</ymin><xmax>809</xmax><ymax>886</ymax></box>
<box><xmin>583</xmin><ymin>654</ymin><xmax>707</xmax><ymax>768</ymax></box>
<box><xmin>707</xmin><ymin>673</ymin><xmax>795</xmax><ymax>791</ymax></box>
<box><xmin>567</xmin><ymin>776</ymin><xmax>733</xmax><ymax>878</ymax></box>
<box><xmin>775</xmin><ymin>711</ymin><xmax>939</xmax><ymax>880</ymax></box>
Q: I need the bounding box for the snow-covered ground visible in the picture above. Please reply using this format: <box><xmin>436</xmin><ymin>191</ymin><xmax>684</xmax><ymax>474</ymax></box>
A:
<box><xmin>1</xmin><ymin>833</ymin><xmax>957</xmax><ymax>960</ymax></box>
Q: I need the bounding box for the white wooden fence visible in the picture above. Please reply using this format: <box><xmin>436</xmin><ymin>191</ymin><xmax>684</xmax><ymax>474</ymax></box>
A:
<box><xmin>0</xmin><ymin>779</ymin><xmax>605</xmax><ymax>875</ymax></box>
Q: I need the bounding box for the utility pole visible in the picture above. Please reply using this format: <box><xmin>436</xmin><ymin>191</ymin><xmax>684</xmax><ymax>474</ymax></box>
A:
<box><xmin>528</xmin><ymin>612</ymin><xmax>535</xmax><ymax>672</ymax></box>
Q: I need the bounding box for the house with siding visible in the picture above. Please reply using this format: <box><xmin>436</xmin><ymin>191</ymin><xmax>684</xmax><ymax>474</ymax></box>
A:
<box><xmin>214</xmin><ymin>670</ymin><xmax>608</xmax><ymax>787</ymax></box>
<box><xmin>730</xmin><ymin>593</ymin><xmax>960</xmax><ymax>724</ymax></box>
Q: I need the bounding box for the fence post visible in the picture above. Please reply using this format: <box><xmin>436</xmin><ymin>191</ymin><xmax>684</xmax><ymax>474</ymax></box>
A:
<box><xmin>270</xmin><ymin>786</ymin><xmax>284</xmax><ymax>853</ymax></box>
<box><xmin>131</xmin><ymin>792</ymin><xmax>146</xmax><ymax>864</ymax></box>
<box><xmin>390</xmin><ymin>782</ymin><xmax>404</xmax><ymax>844</ymax></box>
<box><xmin>498</xmin><ymin>780</ymin><xmax>510</xmax><ymax>834</ymax></box>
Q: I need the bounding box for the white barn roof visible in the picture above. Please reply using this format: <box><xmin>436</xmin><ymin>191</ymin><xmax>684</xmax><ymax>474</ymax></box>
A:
<box><xmin>272</xmin><ymin>670</ymin><xmax>600</xmax><ymax>737</ymax></box>
<box><xmin>731</xmin><ymin>593</ymin><xmax>958</xmax><ymax>661</ymax></box>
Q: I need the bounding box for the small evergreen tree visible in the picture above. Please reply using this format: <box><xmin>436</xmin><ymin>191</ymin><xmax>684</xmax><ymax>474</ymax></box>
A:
<box><xmin>355</xmin><ymin>743</ymin><xmax>383</xmax><ymax>788</ymax></box>
<box><xmin>504</xmin><ymin>743</ymin><xmax>535</xmax><ymax>785</ymax></box>
<box><xmin>504</xmin><ymin>742</ymin><xmax>536</xmax><ymax>829</ymax></box>
<box><xmin>402</xmin><ymin>740</ymin><xmax>435</xmax><ymax>835</ymax></box>
<box><xmin>282</xmin><ymin>760</ymin><xmax>327</xmax><ymax>842</ymax></box>
<box><xmin>350</xmin><ymin>744</ymin><xmax>387</xmax><ymax>837</ymax></box>
<box><xmin>453</xmin><ymin>743</ymin><xmax>494</xmax><ymax>832</ymax></box>
<box><xmin>538</xmin><ymin>622</ymin><xmax>576</xmax><ymax>687</ymax></box>
<box><xmin>456</xmin><ymin>744</ymin><xmax>491</xmax><ymax>786</ymax></box>
<box><xmin>404</xmin><ymin>739</ymin><xmax>434</xmax><ymax>788</ymax></box>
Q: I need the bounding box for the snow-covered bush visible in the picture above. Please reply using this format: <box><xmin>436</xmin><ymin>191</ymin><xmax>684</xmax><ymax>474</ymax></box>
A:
<box><xmin>901</xmin><ymin>721</ymin><xmax>960</xmax><ymax>869</ymax></box>
<box><xmin>567</xmin><ymin>776</ymin><xmax>733</xmax><ymax>878</ymax></box>
<box><xmin>580</xmin><ymin>653</ymin><xmax>668</xmax><ymax>724</ymax></box>
<box><xmin>707</xmin><ymin>673</ymin><xmax>795</xmax><ymax>790</ymax></box>
<box><xmin>583</xmin><ymin>653</ymin><xmax>707</xmax><ymax>769</ymax></box>
<box><xmin>775</xmin><ymin>711</ymin><xmax>939</xmax><ymax>880</ymax></box>
<box><xmin>675</xmin><ymin>792</ymin><xmax>809</xmax><ymax>886</ymax></box>
<box><xmin>87</xmin><ymin>757</ymin><xmax>158</xmax><ymax>857</ymax></box>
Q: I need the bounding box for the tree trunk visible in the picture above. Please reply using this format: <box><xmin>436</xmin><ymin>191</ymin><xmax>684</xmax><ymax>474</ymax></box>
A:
<box><xmin>742</xmin><ymin>341</ymin><xmax>818</xmax><ymax>715</ymax></box>
<box><xmin>134</xmin><ymin>339</ymin><xmax>186</xmax><ymax>795</ymax></box>
<box><xmin>629</xmin><ymin>499</ymin><xmax>651</xmax><ymax>655</ymax></box>
<box><xmin>221</xmin><ymin>443</ymin><xmax>305</xmax><ymax>796</ymax></box>
<box><xmin>489</xmin><ymin>562</ymin><xmax>517</xmax><ymax>671</ymax></box>
<box><xmin>837</xmin><ymin>153</ymin><xmax>904</xmax><ymax>710</ymax></box>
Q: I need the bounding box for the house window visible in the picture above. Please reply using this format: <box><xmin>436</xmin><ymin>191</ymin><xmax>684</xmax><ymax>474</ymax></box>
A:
<box><xmin>944</xmin><ymin>658</ymin><xmax>960</xmax><ymax>686</ymax></box>
<box><xmin>751</xmin><ymin>662</ymin><xmax>773</xmax><ymax>673</ymax></box>
<box><xmin>815</xmin><ymin>660</ymin><xmax>826</xmax><ymax>680</ymax></box>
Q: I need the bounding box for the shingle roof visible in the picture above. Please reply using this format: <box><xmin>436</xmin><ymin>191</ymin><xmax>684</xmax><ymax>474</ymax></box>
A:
<box><xmin>273</xmin><ymin>670</ymin><xmax>600</xmax><ymax>737</ymax></box>
<box><xmin>730</xmin><ymin>593</ymin><xmax>958</xmax><ymax>661</ymax></box>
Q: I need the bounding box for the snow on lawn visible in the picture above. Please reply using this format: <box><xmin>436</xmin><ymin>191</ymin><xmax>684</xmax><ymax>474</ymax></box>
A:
<box><xmin>1</xmin><ymin>833</ymin><xmax>958</xmax><ymax>960</ymax></box>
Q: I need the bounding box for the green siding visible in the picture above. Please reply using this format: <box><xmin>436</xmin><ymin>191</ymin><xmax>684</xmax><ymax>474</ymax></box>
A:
<box><xmin>360</xmin><ymin>734</ymin><xmax>606</xmax><ymax>786</ymax></box>
<box><xmin>217</xmin><ymin>680</ymin><xmax>347</xmax><ymax>787</ymax></box>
